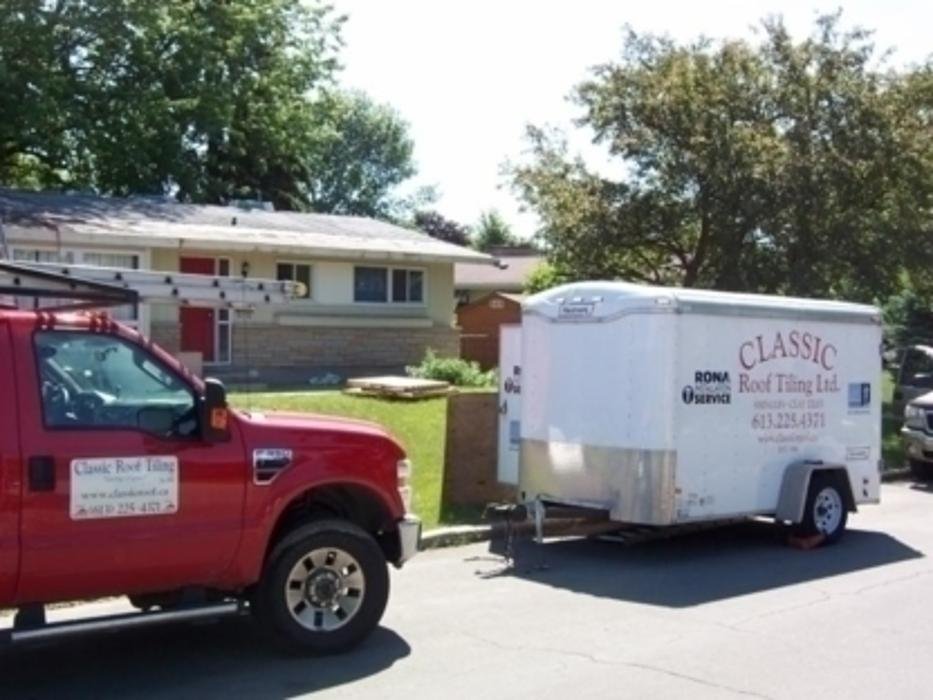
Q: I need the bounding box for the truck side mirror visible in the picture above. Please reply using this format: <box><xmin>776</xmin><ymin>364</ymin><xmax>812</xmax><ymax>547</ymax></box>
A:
<box><xmin>202</xmin><ymin>377</ymin><xmax>230</xmax><ymax>443</ymax></box>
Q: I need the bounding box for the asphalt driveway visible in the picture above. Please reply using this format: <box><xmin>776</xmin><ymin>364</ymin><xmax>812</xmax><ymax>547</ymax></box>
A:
<box><xmin>4</xmin><ymin>482</ymin><xmax>933</xmax><ymax>699</ymax></box>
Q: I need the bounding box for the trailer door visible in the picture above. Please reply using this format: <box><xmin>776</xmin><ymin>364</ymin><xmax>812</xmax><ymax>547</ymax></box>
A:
<box><xmin>497</xmin><ymin>325</ymin><xmax>522</xmax><ymax>485</ymax></box>
<box><xmin>0</xmin><ymin>319</ymin><xmax>21</xmax><ymax>602</ymax></box>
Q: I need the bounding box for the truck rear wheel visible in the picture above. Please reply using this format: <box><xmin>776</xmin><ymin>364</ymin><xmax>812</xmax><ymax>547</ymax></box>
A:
<box><xmin>253</xmin><ymin>519</ymin><xmax>389</xmax><ymax>654</ymax></box>
<box><xmin>910</xmin><ymin>458</ymin><xmax>933</xmax><ymax>481</ymax></box>
<box><xmin>796</xmin><ymin>472</ymin><xmax>848</xmax><ymax>544</ymax></box>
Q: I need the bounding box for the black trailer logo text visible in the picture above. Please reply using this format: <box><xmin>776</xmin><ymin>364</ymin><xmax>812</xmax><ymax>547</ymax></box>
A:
<box><xmin>682</xmin><ymin>371</ymin><xmax>732</xmax><ymax>405</ymax></box>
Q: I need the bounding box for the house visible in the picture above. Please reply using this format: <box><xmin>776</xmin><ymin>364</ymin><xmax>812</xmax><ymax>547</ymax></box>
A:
<box><xmin>456</xmin><ymin>291</ymin><xmax>523</xmax><ymax>370</ymax></box>
<box><xmin>0</xmin><ymin>189</ymin><xmax>493</xmax><ymax>382</ymax></box>
<box><xmin>454</xmin><ymin>245</ymin><xmax>542</xmax><ymax>305</ymax></box>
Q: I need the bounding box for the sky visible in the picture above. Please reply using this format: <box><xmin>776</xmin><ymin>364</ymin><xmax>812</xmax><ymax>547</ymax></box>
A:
<box><xmin>331</xmin><ymin>1</ymin><xmax>932</xmax><ymax>238</ymax></box>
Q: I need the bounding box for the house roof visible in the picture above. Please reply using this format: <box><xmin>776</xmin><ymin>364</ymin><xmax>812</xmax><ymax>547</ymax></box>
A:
<box><xmin>455</xmin><ymin>254</ymin><xmax>542</xmax><ymax>291</ymax></box>
<box><xmin>0</xmin><ymin>189</ymin><xmax>494</xmax><ymax>265</ymax></box>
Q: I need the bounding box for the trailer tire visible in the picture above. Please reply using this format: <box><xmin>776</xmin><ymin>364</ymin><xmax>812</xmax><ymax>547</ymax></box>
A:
<box><xmin>253</xmin><ymin>519</ymin><xmax>389</xmax><ymax>654</ymax></box>
<box><xmin>909</xmin><ymin>459</ymin><xmax>933</xmax><ymax>481</ymax></box>
<box><xmin>796</xmin><ymin>472</ymin><xmax>848</xmax><ymax>544</ymax></box>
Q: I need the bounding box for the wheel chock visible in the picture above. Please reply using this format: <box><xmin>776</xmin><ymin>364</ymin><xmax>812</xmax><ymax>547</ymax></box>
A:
<box><xmin>787</xmin><ymin>532</ymin><xmax>826</xmax><ymax>550</ymax></box>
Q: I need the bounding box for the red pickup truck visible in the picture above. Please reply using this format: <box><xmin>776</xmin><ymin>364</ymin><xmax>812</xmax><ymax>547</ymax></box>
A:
<box><xmin>0</xmin><ymin>307</ymin><xmax>420</xmax><ymax>653</ymax></box>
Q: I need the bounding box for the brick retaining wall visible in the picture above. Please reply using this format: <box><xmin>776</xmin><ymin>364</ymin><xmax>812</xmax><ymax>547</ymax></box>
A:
<box><xmin>442</xmin><ymin>392</ymin><xmax>518</xmax><ymax>511</ymax></box>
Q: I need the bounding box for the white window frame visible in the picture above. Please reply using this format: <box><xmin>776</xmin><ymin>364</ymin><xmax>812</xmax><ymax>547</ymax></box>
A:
<box><xmin>274</xmin><ymin>260</ymin><xmax>313</xmax><ymax>300</ymax></box>
<box><xmin>10</xmin><ymin>245</ymin><xmax>150</xmax><ymax>335</ymax></box>
<box><xmin>353</xmin><ymin>265</ymin><xmax>427</xmax><ymax>306</ymax></box>
<box><xmin>210</xmin><ymin>257</ymin><xmax>233</xmax><ymax>366</ymax></box>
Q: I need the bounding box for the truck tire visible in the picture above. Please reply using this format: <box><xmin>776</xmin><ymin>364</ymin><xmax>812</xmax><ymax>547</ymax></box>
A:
<box><xmin>796</xmin><ymin>472</ymin><xmax>848</xmax><ymax>544</ymax></box>
<box><xmin>909</xmin><ymin>459</ymin><xmax>933</xmax><ymax>481</ymax></box>
<box><xmin>253</xmin><ymin>519</ymin><xmax>389</xmax><ymax>654</ymax></box>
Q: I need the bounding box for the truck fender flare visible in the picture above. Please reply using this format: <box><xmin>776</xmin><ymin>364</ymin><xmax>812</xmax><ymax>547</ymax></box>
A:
<box><xmin>775</xmin><ymin>461</ymin><xmax>856</xmax><ymax>524</ymax></box>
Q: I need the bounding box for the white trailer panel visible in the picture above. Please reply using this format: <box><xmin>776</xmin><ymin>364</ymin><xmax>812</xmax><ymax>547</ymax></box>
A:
<box><xmin>519</xmin><ymin>282</ymin><xmax>882</xmax><ymax>526</ymax></box>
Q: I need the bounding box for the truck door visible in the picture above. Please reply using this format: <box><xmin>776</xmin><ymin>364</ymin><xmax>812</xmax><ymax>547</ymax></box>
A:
<box><xmin>0</xmin><ymin>319</ymin><xmax>21</xmax><ymax>602</ymax></box>
<box><xmin>14</xmin><ymin>327</ymin><xmax>246</xmax><ymax>603</ymax></box>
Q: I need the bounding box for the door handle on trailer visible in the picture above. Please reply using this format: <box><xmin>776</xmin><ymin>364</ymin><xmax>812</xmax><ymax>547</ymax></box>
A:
<box><xmin>28</xmin><ymin>456</ymin><xmax>56</xmax><ymax>492</ymax></box>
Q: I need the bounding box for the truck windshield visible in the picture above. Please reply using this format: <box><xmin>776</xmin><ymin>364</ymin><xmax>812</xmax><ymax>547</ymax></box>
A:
<box><xmin>34</xmin><ymin>330</ymin><xmax>198</xmax><ymax>436</ymax></box>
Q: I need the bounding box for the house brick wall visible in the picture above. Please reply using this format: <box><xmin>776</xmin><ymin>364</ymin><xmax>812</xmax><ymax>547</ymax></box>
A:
<box><xmin>152</xmin><ymin>321</ymin><xmax>459</xmax><ymax>373</ymax></box>
<box><xmin>232</xmin><ymin>324</ymin><xmax>459</xmax><ymax>368</ymax></box>
<box><xmin>442</xmin><ymin>392</ymin><xmax>517</xmax><ymax>511</ymax></box>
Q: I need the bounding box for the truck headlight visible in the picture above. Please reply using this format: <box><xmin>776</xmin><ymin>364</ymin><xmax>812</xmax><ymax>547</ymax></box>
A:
<box><xmin>905</xmin><ymin>404</ymin><xmax>928</xmax><ymax>430</ymax></box>
<box><xmin>397</xmin><ymin>458</ymin><xmax>413</xmax><ymax>512</ymax></box>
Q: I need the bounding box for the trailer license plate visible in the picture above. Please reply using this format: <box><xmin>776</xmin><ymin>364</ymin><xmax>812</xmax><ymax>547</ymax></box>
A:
<box><xmin>70</xmin><ymin>456</ymin><xmax>179</xmax><ymax>520</ymax></box>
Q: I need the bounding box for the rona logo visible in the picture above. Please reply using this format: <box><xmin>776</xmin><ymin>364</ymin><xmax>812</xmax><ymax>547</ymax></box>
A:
<box><xmin>682</xmin><ymin>370</ymin><xmax>731</xmax><ymax>405</ymax></box>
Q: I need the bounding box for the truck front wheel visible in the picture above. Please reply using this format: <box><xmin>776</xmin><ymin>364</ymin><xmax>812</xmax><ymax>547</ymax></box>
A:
<box><xmin>253</xmin><ymin>519</ymin><xmax>389</xmax><ymax>654</ymax></box>
<box><xmin>796</xmin><ymin>473</ymin><xmax>848</xmax><ymax>544</ymax></box>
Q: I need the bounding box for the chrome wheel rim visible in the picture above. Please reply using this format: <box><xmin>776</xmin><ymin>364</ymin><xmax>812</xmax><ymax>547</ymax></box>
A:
<box><xmin>285</xmin><ymin>547</ymin><xmax>365</xmax><ymax>632</ymax></box>
<box><xmin>813</xmin><ymin>487</ymin><xmax>843</xmax><ymax>535</ymax></box>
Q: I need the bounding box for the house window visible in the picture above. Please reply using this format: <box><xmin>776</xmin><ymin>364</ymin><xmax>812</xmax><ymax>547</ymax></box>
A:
<box><xmin>276</xmin><ymin>262</ymin><xmax>312</xmax><ymax>299</ymax></box>
<box><xmin>392</xmin><ymin>269</ymin><xmax>424</xmax><ymax>303</ymax></box>
<box><xmin>81</xmin><ymin>252</ymin><xmax>140</xmax><ymax>326</ymax></box>
<box><xmin>13</xmin><ymin>249</ymin><xmax>75</xmax><ymax>264</ymax></box>
<box><xmin>354</xmin><ymin>266</ymin><xmax>389</xmax><ymax>302</ymax></box>
<box><xmin>12</xmin><ymin>248</ymin><xmax>140</xmax><ymax>327</ymax></box>
<box><xmin>354</xmin><ymin>266</ymin><xmax>424</xmax><ymax>303</ymax></box>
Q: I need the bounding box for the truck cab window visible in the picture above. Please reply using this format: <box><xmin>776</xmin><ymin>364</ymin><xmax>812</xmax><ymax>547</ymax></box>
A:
<box><xmin>902</xmin><ymin>349</ymin><xmax>933</xmax><ymax>389</ymax></box>
<box><xmin>34</xmin><ymin>331</ymin><xmax>198</xmax><ymax>438</ymax></box>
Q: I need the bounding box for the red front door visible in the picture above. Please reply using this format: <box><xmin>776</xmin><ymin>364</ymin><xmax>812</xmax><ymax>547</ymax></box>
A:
<box><xmin>180</xmin><ymin>257</ymin><xmax>215</xmax><ymax>363</ymax></box>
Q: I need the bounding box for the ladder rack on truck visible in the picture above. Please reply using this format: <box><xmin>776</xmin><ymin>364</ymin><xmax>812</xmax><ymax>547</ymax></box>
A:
<box><xmin>0</xmin><ymin>260</ymin><xmax>305</xmax><ymax>311</ymax></box>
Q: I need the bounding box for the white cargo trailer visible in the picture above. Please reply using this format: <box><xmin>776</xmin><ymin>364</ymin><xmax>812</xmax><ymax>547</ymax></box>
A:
<box><xmin>513</xmin><ymin>281</ymin><xmax>882</xmax><ymax>542</ymax></box>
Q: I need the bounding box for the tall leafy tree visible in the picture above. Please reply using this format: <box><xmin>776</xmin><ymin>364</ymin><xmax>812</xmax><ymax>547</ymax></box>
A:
<box><xmin>0</xmin><ymin>1</ymin><xmax>418</xmax><ymax>214</ymax></box>
<box><xmin>512</xmin><ymin>15</ymin><xmax>933</xmax><ymax>301</ymax></box>
<box><xmin>473</xmin><ymin>209</ymin><xmax>517</xmax><ymax>251</ymax></box>
<box><xmin>305</xmin><ymin>90</ymin><xmax>416</xmax><ymax>217</ymax></box>
<box><xmin>413</xmin><ymin>210</ymin><xmax>471</xmax><ymax>246</ymax></box>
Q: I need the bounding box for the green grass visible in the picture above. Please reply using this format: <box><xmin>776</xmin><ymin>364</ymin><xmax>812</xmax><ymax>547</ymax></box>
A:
<box><xmin>881</xmin><ymin>371</ymin><xmax>906</xmax><ymax>470</ymax></box>
<box><xmin>229</xmin><ymin>390</ymin><xmax>449</xmax><ymax>529</ymax></box>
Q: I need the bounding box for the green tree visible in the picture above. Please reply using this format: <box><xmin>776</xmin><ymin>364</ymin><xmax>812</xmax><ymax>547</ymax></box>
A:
<box><xmin>413</xmin><ymin>210</ymin><xmax>471</xmax><ymax>246</ymax></box>
<box><xmin>473</xmin><ymin>209</ymin><xmax>517</xmax><ymax>251</ymax></box>
<box><xmin>0</xmin><ymin>1</ymin><xmax>418</xmax><ymax>214</ymax></box>
<box><xmin>523</xmin><ymin>260</ymin><xmax>571</xmax><ymax>294</ymax></box>
<box><xmin>512</xmin><ymin>15</ymin><xmax>933</xmax><ymax>301</ymax></box>
<box><xmin>306</xmin><ymin>90</ymin><xmax>416</xmax><ymax>217</ymax></box>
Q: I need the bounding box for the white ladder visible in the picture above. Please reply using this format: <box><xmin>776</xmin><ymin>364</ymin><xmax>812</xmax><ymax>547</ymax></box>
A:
<box><xmin>2</xmin><ymin>261</ymin><xmax>305</xmax><ymax>308</ymax></box>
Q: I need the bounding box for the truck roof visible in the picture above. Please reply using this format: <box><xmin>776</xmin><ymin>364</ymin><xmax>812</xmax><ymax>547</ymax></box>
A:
<box><xmin>525</xmin><ymin>281</ymin><xmax>881</xmax><ymax>325</ymax></box>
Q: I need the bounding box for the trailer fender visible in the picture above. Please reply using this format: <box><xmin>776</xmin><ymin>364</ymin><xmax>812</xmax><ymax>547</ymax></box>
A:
<box><xmin>776</xmin><ymin>462</ymin><xmax>856</xmax><ymax>524</ymax></box>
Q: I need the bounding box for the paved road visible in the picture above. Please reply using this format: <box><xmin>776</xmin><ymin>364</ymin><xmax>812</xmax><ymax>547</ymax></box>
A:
<box><xmin>4</xmin><ymin>482</ymin><xmax>933</xmax><ymax>699</ymax></box>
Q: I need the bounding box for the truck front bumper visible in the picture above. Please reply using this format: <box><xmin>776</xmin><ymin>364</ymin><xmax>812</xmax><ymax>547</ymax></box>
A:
<box><xmin>902</xmin><ymin>426</ymin><xmax>933</xmax><ymax>463</ymax></box>
<box><xmin>396</xmin><ymin>515</ymin><xmax>421</xmax><ymax>566</ymax></box>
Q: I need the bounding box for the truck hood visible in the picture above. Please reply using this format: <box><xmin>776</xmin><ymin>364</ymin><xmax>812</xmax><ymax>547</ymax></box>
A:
<box><xmin>235</xmin><ymin>409</ymin><xmax>398</xmax><ymax>443</ymax></box>
<box><xmin>909</xmin><ymin>390</ymin><xmax>933</xmax><ymax>408</ymax></box>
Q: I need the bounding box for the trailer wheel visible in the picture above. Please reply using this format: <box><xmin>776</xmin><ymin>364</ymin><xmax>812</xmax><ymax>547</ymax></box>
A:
<box><xmin>797</xmin><ymin>472</ymin><xmax>848</xmax><ymax>544</ymax></box>
<box><xmin>253</xmin><ymin>519</ymin><xmax>389</xmax><ymax>654</ymax></box>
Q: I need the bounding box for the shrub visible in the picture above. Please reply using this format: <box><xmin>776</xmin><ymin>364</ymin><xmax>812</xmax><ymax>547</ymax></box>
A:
<box><xmin>406</xmin><ymin>349</ymin><xmax>496</xmax><ymax>387</ymax></box>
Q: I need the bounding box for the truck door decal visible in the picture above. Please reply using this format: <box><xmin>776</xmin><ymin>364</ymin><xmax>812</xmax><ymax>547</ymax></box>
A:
<box><xmin>70</xmin><ymin>456</ymin><xmax>179</xmax><ymax>519</ymax></box>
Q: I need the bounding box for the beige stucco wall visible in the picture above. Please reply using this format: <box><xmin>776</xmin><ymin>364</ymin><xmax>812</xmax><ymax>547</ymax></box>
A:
<box><xmin>8</xmin><ymin>237</ymin><xmax>462</xmax><ymax>371</ymax></box>
<box><xmin>147</xmin><ymin>248</ymin><xmax>456</xmax><ymax>328</ymax></box>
